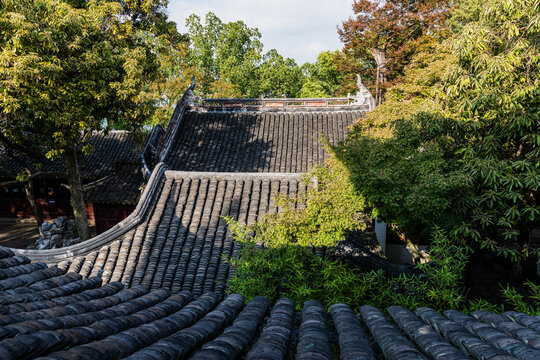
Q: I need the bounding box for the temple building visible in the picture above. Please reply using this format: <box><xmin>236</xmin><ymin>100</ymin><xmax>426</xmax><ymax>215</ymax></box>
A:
<box><xmin>0</xmin><ymin>82</ymin><xmax>536</xmax><ymax>359</ymax></box>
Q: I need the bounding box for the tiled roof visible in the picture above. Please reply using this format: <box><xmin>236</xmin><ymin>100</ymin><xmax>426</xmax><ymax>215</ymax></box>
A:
<box><xmin>4</xmin><ymin>103</ymin><xmax>528</xmax><ymax>359</ymax></box>
<box><xmin>60</xmin><ymin>172</ymin><xmax>305</xmax><ymax>297</ymax></box>
<box><xmin>84</xmin><ymin>161</ymin><xmax>144</xmax><ymax>205</ymax></box>
<box><xmin>166</xmin><ymin>110</ymin><xmax>364</xmax><ymax>172</ymax></box>
<box><xmin>1</xmin><ymin>246</ymin><xmax>540</xmax><ymax>359</ymax></box>
<box><xmin>0</xmin><ymin>131</ymin><xmax>141</xmax><ymax>180</ymax></box>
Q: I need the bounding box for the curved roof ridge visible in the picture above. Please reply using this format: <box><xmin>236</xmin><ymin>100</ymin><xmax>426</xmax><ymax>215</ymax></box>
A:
<box><xmin>164</xmin><ymin>170</ymin><xmax>304</xmax><ymax>181</ymax></box>
<box><xmin>12</xmin><ymin>163</ymin><xmax>169</xmax><ymax>263</ymax></box>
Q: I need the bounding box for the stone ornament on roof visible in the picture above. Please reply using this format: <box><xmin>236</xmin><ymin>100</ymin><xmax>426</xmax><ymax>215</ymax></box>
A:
<box><xmin>350</xmin><ymin>74</ymin><xmax>376</xmax><ymax>111</ymax></box>
<box><xmin>184</xmin><ymin>76</ymin><xmax>196</xmax><ymax>107</ymax></box>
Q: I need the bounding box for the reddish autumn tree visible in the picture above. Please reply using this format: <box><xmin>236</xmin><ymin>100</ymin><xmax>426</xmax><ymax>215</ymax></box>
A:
<box><xmin>338</xmin><ymin>0</ymin><xmax>451</xmax><ymax>103</ymax></box>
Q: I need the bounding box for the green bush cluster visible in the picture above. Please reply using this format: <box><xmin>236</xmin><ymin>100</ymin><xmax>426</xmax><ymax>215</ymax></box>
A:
<box><xmin>227</xmin><ymin>158</ymin><xmax>471</xmax><ymax>313</ymax></box>
<box><xmin>337</xmin><ymin>0</ymin><xmax>539</xmax><ymax>261</ymax></box>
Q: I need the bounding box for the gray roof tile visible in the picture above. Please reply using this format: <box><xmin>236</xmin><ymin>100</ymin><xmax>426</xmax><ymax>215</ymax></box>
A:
<box><xmin>57</xmin><ymin>173</ymin><xmax>303</xmax><ymax>296</ymax></box>
<box><xmin>0</xmin><ymin>246</ymin><xmax>539</xmax><ymax>359</ymax></box>
<box><xmin>166</xmin><ymin>111</ymin><xmax>363</xmax><ymax>173</ymax></box>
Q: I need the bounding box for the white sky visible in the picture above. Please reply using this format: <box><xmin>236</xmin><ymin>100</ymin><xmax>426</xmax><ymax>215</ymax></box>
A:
<box><xmin>167</xmin><ymin>0</ymin><xmax>355</xmax><ymax>65</ymax></box>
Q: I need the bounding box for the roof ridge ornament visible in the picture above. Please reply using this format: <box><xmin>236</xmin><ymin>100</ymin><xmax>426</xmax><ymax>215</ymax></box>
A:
<box><xmin>184</xmin><ymin>76</ymin><xmax>196</xmax><ymax>107</ymax></box>
<box><xmin>350</xmin><ymin>74</ymin><xmax>376</xmax><ymax>111</ymax></box>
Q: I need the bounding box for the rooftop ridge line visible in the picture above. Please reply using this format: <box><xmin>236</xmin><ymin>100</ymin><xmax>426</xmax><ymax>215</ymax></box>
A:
<box><xmin>187</xmin><ymin>108</ymin><xmax>368</xmax><ymax>114</ymax></box>
<box><xmin>164</xmin><ymin>170</ymin><xmax>305</xmax><ymax>181</ymax></box>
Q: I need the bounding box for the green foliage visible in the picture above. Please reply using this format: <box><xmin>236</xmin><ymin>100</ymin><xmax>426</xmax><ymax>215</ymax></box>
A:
<box><xmin>336</xmin><ymin>0</ymin><xmax>540</xmax><ymax>259</ymax></box>
<box><xmin>0</xmin><ymin>0</ymin><xmax>164</xmax><ymax>149</ymax></box>
<box><xmin>228</xmin><ymin>218</ymin><xmax>470</xmax><ymax>313</ymax></box>
<box><xmin>185</xmin><ymin>12</ymin><xmax>262</xmax><ymax>97</ymax></box>
<box><xmin>185</xmin><ymin>12</ymin><xmax>355</xmax><ymax>99</ymax></box>
<box><xmin>501</xmin><ymin>280</ymin><xmax>540</xmax><ymax>315</ymax></box>
<box><xmin>226</xmin><ymin>157</ymin><xmax>367</xmax><ymax>309</ymax></box>
<box><xmin>299</xmin><ymin>79</ymin><xmax>327</xmax><ymax>98</ymax></box>
<box><xmin>227</xmin><ymin>237</ymin><xmax>365</xmax><ymax>310</ymax></box>
<box><xmin>252</xmin><ymin>158</ymin><xmax>366</xmax><ymax>248</ymax></box>
<box><xmin>147</xmin><ymin>40</ymin><xmax>200</xmax><ymax>126</ymax></box>
<box><xmin>447</xmin><ymin>0</ymin><xmax>491</xmax><ymax>32</ymax></box>
<box><xmin>431</xmin><ymin>0</ymin><xmax>540</xmax><ymax>259</ymax></box>
<box><xmin>185</xmin><ymin>12</ymin><xmax>316</xmax><ymax>99</ymax></box>
<box><xmin>466</xmin><ymin>298</ymin><xmax>504</xmax><ymax>313</ymax></box>
<box><xmin>227</xmin><ymin>157</ymin><xmax>470</xmax><ymax>312</ymax></box>
<box><xmin>0</xmin><ymin>0</ymin><xmax>176</xmax><ymax>238</ymax></box>
<box><xmin>336</xmin><ymin>41</ymin><xmax>467</xmax><ymax>242</ymax></box>
<box><xmin>258</xmin><ymin>50</ymin><xmax>303</xmax><ymax>98</ymax></box>
<box><xmin>300</xmin><ymin>51</ymin><xmax>343</xmax><ymax>97</ymax></box>
<box><xmin>185</xmin><ymin>12</ymin><xmax>224</xmax><ymax>95</ymax></box>
<box><xmin>358</xmin><ymin>229</ymin><xmax>469</xmax><ymax>311</ymax></box>
<box><xmin>338</xmin><ymin>0</ymin><xmax>452</xmax><ymax>102</ymax></box>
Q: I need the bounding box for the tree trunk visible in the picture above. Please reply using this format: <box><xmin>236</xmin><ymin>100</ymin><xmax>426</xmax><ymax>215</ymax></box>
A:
<box><xmin>65</xmin><ymin>146</ymin><xmax>89</xmax><ymax>241</ymax></box>
<box><xmin>24</xmin><ymin>177</ymin><xmax>44</xmax><ymax>228</ymax></box>
<box><xmin>370</xmin><ymin>48</ymin><xmax>388</xmax><ymax>105</ymax></box>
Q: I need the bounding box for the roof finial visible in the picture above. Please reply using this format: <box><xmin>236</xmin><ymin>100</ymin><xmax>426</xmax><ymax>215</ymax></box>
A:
<box><xmin>352</xmin><ymin>74</ymin><xmax>376</xmax><ymax>111</ymax></box>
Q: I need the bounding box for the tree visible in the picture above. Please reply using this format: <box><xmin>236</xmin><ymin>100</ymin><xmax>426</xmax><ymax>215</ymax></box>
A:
<box><xmin>258</xmin><ymin>50</ymin><xmax>303</xmax><ymax>98</ymax></box>
<box><xmin>186</xmin><ymin>12</ymin><xmax>263</xmax><ymax>97</ymax></box>
<box><xmin>147</xmin><ymin>38</ymin><xmax>200</xmax><ymax>126</ymax></box>
<box><xmin>337</xmin><ymin>0</ymin><xmax>540</xmax><ymax>261</ymax></box>
<box><xmin>338</xmin><ymin>0</ymin><xmax>452</xmax><ymax>103</ymax></box>
<box><xmin>447</xmin><ymin>0</ymin><xmax>491</xmax><ymax>32</ymax></box>
<box><xmin>299</xmin><ymin>79</ymin><xmax>327</xmax><ymax>98</ymax></box>
<box><xmin>434</xmin><ymin>0</ymin><xmax>540</xmax><ymax>259</ymax></box>
<box><xmin>300</xmin><ymin>51</ymin><xmax>343</xmax><ymax>97</ymax></box>
<box><xmin>185</xmin><ymin>12</ymin><xmax>224</xmax><ymax>96</ymax></box>
<box><xmin>336</xmin><ymin>41</ymin><xmax>464</xmax><ymax>245</ymax></box>
<box><xmin>216</xmin><ymin>20</ymin><xmax>263</xmax><ymax>97</ymax></box>
<box><xmin>120</xmin><ymin>0</ymin><xmax>192</xmax><ymax>127</ymax></box>
<box><xmin>0</xmin><ymin>0</ymin><xmax>162</xmax><ymax>240</ymax></box>
<box><xmin>333</xmin><ymin>49</ymin><xmax>374</xmax><ymax>96</ymax></box>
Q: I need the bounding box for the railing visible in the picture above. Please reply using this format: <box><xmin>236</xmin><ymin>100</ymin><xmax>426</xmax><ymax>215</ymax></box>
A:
<box><xmin>140</xmin><ymin>77</ymin><xmax>196</xmax><ymax>180</ymax></box>
<box><xmin>191</xmin><ymin>97</ymin><xmax>366</xmax><ymax>110</ymax></box>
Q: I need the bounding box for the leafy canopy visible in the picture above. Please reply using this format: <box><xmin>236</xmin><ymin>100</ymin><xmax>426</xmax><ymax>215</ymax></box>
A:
<box><xmin>185</xmin><ymin>12</ymin><xmax>263</xmax><ymax>97</ymax></box>
<box><xmin>436</xmin><ymin>0</ymin><xmax>540</xmax><ymax>258</ymax></box>
<box><xmin>0</xmin><ymin>0</ymin><xmax>161</xmax><ymax>153</ymax></box>
<box><xmin>0</xmin><ymin>0</ymin><xmax>178</xmax><ymax>239</ymax></box>
<box><xmin>300</xmin><ymin>51</ymin><xmax>343</xmax><ymax>98</ymax></box>
<box><xmin>338</xmin><ymin>0</ymin><xmax>452</xmax><ymax>101</ymax></box>
<box><xmin>336</xmin><ymin>0</ymin><xmax>540</xmax><ymax>260</ymax></box>
<box><xmin>228</xmin><ymin>157</ymin><xmax>470</xmax><ymax>312</ymax></box>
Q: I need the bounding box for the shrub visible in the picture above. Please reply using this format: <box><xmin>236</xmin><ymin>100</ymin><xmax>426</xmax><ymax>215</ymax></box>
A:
<box><xmin>226</xmin><ymin>157</ymin><xmax>470</xmax><ymax>312</ymax></box>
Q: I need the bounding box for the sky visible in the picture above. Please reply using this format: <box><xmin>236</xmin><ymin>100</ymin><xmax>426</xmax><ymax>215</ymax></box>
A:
<box><xmin>167</xmin><ymin>0</ymin><xmax>355</xmax><ymax>65</ymax></box>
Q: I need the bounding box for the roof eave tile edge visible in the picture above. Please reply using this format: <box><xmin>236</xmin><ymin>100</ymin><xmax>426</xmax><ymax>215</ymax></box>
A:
<box><xmin>12</xmin><ymin>162</ymin><xmax>169</xmax><ymax>263</ymax></box>
<box><xmin>164</xmin><ymin>170</ymin><xmax>304</xmax><ymax>182</ymax></box>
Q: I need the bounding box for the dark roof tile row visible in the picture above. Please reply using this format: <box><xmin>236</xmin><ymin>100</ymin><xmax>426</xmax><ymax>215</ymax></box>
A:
<box><xmin>330</xmin><ymin>303</ymin><xmax>375</xmax><ymax>359</ymax></box>
<box><xmin>387</xmin><ymin>306</ymin><xmax>465</xmax><ymax>360</ymax></box>
<box><xmin>84</xmin><ymin>162</ymin><xmax>144</xmax><ymax>205</ymax></box>
<box><xmin>0</xmin><ymin>131</ymin><xmax>141</xmax><ymax>180</ymax></box>
<box><xmin>1</xmin><ymin>247</ymin><xmax>540</xmax><ymax>359</ymax></box>
<box><xmin>296</xmin><ymin>300</ymin><xmax>332</xmax><ymax>360</ymax></box>
<box><xmin>58</xmin><ymin>173</ymin><xmax>305</xmax><ymax>297</ymax></box>
<box><xmin>166</xmin><ymin>111</ymin><xmax>363</xmax><ymax>173</ymax></box>
<box><xmin>245</xmin><ymin>297</ymin><xmax>296</xmax><ymax>360</ymax></box>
